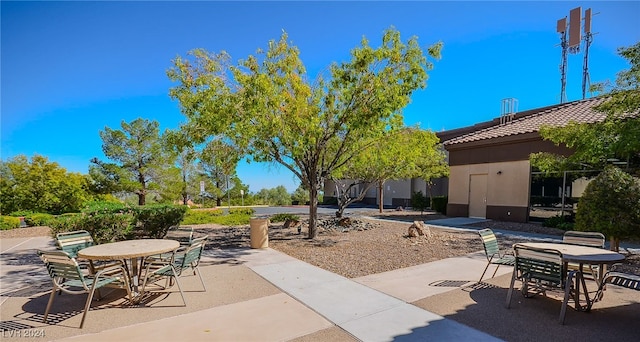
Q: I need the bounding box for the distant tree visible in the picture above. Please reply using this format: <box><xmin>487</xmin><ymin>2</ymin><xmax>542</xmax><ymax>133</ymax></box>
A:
<box><xmin>575</xmin><ymin>166</ymin><xmax>640</xmax><ymax>251</ymax></box>
<box><xmin>291</xmin><ymin>184</ymin><xmax>310</xmax><ymax>204</ymax></box>
<box><xmin>531</xmin><ymin>42</ymin><xmax>640</xmax><ymax>173</ymax></box>
<box><xmin>90</xmin><ymin>118</ymin><xmax>171</xmax><ymax>205</ymax></box>
<box><xmin>254</xmin><ymin>186</ymin><xmax>291</xmax><ymax>206</ymax></box>
<box><xmin>0</xmin><ymin>154</ymin><xmax>94</xmax><ymax>214</ymax></box>
<box><xmin>331</xmin><ymin>127</ymin><xmax>448</xmax><ymax>217</ymax></box>
<box><xmin>168</xmin><ymin>27</ymin><xmax>441</xmax><ymax>238</ymax></box>
<box><xmin>199</xmin><ymin>139</ymin><xmax>241</xmax><ymax>206</ymax></box>
<box><xmin>164</xmin><ymin>130</ymin><xmax>199</xmax><ymax>205</ymax></box>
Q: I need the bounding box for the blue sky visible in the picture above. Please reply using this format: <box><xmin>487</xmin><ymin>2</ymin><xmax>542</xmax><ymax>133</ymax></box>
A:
<box><xmin>2</xmin><ymin>1</ymin><xmax>639</xmax><ymax>193</ymax></box>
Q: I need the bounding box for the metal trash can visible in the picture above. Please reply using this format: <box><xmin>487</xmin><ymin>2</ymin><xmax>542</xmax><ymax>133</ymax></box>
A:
<box><xmin>249</xmin><ymin>218</ymin><xmax>269</xmax><ymax>249</ymax></box>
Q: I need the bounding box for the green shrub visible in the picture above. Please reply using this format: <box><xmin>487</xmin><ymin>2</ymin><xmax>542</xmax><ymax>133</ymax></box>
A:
<box><xmin>8</xmin><ymin>210</ymin><xmax>34</xmax><ymax>217</ymax></box>
<box><xmin>575</xmin><ymin>166</ymin><xmax>640</xmax><ymax>250</ymax></box>
<box><xmin>411</xmin><ymin>191</ymin><xmax>429</xmax><ymax>214</ymax></box>
<box><xmin>0</xmin><ymin>216</ymin><xmax>21</xmax><ymax>230</ymax></box>
<box><xmin>431</xmin><ymin>196</ymin><xmax>448</xmax><ymax>215</ymax></box>
<box><xmin>270</xmin><ymin>213</ymin><xmax>300</xmax><ymax>223</ymax></box>
<box><xmin>182</xmin><ymin>209</ymin><xmax>225</xmax><ymax>225</ymax></box>
<box><xmin>229</xmin><ymin>207</ymin><xmax>255</xmax><ymax>216</ymax></box>
<box><xmin>130</xmin><ymin>205</ymin><xmax>188</xmax><ymax>239</ymax></box>
<box><xmin>49</xmin><ymin>204</ymin><xmax>187</xmax><ymax>242</ymax></box>
<box><xmin>211</xmin><ymin>213</ymin><xmax>251</xmax><ymax>226</ymax></box>
<box><xmin>24</xmin><ymin>213</ymin><xmax>55</xmax><ymax>227</ymax></box>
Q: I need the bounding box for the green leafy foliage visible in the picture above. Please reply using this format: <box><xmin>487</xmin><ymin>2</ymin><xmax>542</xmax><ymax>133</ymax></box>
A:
<box><xmin>0</xmin><ymin>216</ymin><xmax>21</xmax><ymax>230</ymax></box>
<box><xmin>291</xmin><ymin>184</ymin><xmax>309</xmax><ymax>205</ymax></box>
<box><xmin>49</xmin><ymin>204</ymin><xmax>187</xmax><ymax>242</ymax></box>
<box><xmin>181</xmin><ymin>209</ymin><xmax>223</xmax><ymax>225</ymax></box>
<box><xmin>575</xmin><ymin>166</ymin><xmax>640</xmax><ymax>249</ymax></box>
<box><xmin>270</xmin><ymin>213</ymin><xmax>300</xmax><ymax>223</ymax></box>
<box><xmin>131</xmin><ymin>204</ymin><xmax>189</xmax><ymax>239</ymax></box>
<box><xmin>168</xmin><ymin>27</ymin><xmax>441</xmax><ymax>238</ymax></box>
<box><xmin>90</xmin><ymin>118</ymin><xmax>173</xmax><ymax>205</ymax></box>
<box><xmin>212</xmin><ymin>213</ymin><xmax>251</xmax><ymax>226</ymax></box>
<box><xmin>229</xmin><ymin>207</ymin><xmax>255</xmax><ymax>215</ymax></box>
<box><xmin>255</xmin><ymin>186</ymin><xmax>292</xmax><ymax>206</ymax></box>
<box><xmin>48</xmin><ymin>213</ymin><xmax>133</xmax><ymax>244</ymax></box>
<box><xmin>411</xmin><ymin>191</ymin><xmax>429</xmax><ymax>215</ymax></box>
<box><xmin>431</xmin><ymin>196</ymin><xmax>448</xmax><ymax>215</ymax></box>
<box><xmin>1</xmin><ymin>155</ymin><xmax>96</xmax><ymax>214</ymax></box>
<box><xmin>24</xmin><ymin>213</ymin><xmax>55</xmax><ymax>227</ymax></box>
<box><xmin>542</xmin><ymin>215</ymin><xmax>574</xmax><ymax>230</ymax></box>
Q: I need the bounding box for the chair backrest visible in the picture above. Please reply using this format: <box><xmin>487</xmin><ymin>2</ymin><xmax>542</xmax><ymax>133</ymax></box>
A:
<box><xmin>478</xmin><ymin>229</ymin><xmax>501</xmax><ymax>260</ymax></box>
<box><xmin>38</xmin><ymin>250</ymin><xmax>87</xmax><ymax>285</ymax></box>
<box><xmin>563</xmin><ymin>231</ymin><xmax>605</xmax><ymax>248</ymax></box>
<box><xmin>513</xmin><ymin>244</ymin><xmax>564</xmax><ymax>286</ymax></box>
<box><xmin>56</xmin><ymin>230</ymin><xmax>95</xmax><ymax>258</ymax></box>
<box><xmin>165</xmin><ymin>227</ymin><xmax>194</xmax><ymax>245</ymax></box>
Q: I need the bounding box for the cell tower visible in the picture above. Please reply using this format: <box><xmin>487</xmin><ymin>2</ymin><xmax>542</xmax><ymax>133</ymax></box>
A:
<box><xmin>582</xmin><ymin>8</ymin><xmax>593</xmax><ymax>100</ymax></box>
<box><xmin>557</xmin><ymin>7</ymin><xmax>594</xmax><ymax>103</ymax></box>
<box><xmin>557</xmin><ymin>16</ymin><xmax>568</xmax><ymax>104</ymax></box>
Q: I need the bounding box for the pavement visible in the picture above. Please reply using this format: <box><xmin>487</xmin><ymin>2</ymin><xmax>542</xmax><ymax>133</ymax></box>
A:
<box><xmin>1</xmin><ymin>219</ymin><xmax>639</xmax><ymax>342</ymax></box>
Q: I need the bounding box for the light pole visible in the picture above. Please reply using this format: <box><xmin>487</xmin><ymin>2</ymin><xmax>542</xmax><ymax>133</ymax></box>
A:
<box><xmin>240</xmin><ymin>189</ymin><xmax>244</xmax><ymax>206</ymax></box>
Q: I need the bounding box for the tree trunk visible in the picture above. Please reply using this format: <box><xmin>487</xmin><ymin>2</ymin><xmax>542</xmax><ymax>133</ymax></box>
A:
<box><xmin>378</xmin><ymin>180</ymin><xmax>384</xmax><ymax>213</ymax></box>
<box><xmin>138</xmin><ymin>193</ymin><xmax>145</xmax><ymax>205</ymax></box>
<box><xmin>308</xmin><ymin>184</ymin><xmax>318</xmax><ymax>239</ymax></box>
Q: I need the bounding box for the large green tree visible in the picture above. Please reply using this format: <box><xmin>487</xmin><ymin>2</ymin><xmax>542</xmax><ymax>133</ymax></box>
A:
<box><xmin>168</xmin><ymin>28</ymin><xmax>441</xmax><ymax>238</ymax></box>
<box><xmin>331</xmin><ymin>127</ymin><xmax>448</xmax><ymax>217</ymax></box>
<box><xmin>0</xmin><ymin>154</ymin><xmax>94</xmax><ymax>214</ymax></box>
<box><xmin>90</xmin><ymin>118</ymin><xmax>171</xmax><ymax>205</ymax></box>
<box><xmin>531</xmin><ymin>42</ymin><xmax>640</xmax><ymax>173</ymax></box>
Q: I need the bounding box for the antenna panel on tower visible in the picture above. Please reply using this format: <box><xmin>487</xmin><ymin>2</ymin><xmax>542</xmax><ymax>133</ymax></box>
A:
<box><xmin>569</xmin><ymin>7</ymin><xmax>582</xmax><ymax>48</ymax></box>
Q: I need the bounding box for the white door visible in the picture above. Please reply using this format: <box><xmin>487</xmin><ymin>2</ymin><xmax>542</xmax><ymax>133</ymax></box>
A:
<box><xmin>469</xmin><ymin>174</ymin><xmax>487</xmax><ymax>218</ymax></box>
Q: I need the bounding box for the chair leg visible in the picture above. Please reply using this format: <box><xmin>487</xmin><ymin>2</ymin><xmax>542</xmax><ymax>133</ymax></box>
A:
<box><xmin>491</xmin><ymin>264</ymin><xmax>501</xmax><ymax>278</ymax></box>
<box><xmin>479</xmin><ymin>262</ymin><xmax>491</xmax><ymax>283</ymax></box>
<box><xmin>79</xmin><ymin>287</ymin><xmax>98</xmax><ymax>329</ymax></box>
<box><xmin>505</xmin><ymin>267</ymin><xmax>518</xmax><ymax>308</ymax></box>
<box><xmin>195</xmin><ymin>267</ymin><xmax>206</xmax><ymax>292</ymax></box>
<box><xmin>43</xmin><ymin>287</ymin><xmax>58</xmax><ymax>323</ymax></box>
<box><xmin>560</xmin><ymin>271</ymin><xmax>578</xmax><ymax>325</ymax></box>
<box><xmin>170</xmin><ymin>268</ymin><xmax>186</xmax><ymax>306</ymax></box>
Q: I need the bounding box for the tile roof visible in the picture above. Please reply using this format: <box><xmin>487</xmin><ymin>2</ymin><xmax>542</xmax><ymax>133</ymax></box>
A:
<box><xmin>444</xmin><ymin>97</ymin><xmax>610</xmax><ymax>146</ymax></box>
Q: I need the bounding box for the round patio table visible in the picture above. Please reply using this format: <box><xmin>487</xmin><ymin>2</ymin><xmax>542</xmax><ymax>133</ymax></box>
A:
<box><xmin>78</xmin><ymin>239</ymin><xmax>180</xmax><ymax>300</ymax></box>
<box><xmin>514</xmin><ymin>242</ymin><xmax>625</xmax><ymax>310</ymax></box>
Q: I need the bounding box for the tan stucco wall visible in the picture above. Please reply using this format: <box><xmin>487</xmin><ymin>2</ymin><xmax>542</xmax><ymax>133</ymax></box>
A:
<box><xmin>448</xmin><ymin>161</ymin><xmax>530</xmax><ymax>207</ymax></box>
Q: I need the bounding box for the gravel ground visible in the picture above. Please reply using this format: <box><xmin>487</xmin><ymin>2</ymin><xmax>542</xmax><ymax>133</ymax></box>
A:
<box><xmin>4</xmin><ymin>210</ymin><xmax>638</xmax><ymax>278</ymax></box>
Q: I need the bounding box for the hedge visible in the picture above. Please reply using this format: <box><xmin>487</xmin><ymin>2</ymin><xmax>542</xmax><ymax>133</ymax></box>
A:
<box><xmin>0</xmin><ymin>216</ymin><xmax>21</xmax><ymax>230</ymax></box>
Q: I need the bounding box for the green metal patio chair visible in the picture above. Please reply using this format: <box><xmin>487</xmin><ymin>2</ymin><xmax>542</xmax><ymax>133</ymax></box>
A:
<box><xmin>594</xmin><ymin>264</ymin><xmax>640</xmax><ymax>303</ymax></box>
<box><xmin>563</xmin><ymin>231</ymin><xmax>606</xmax><ymax>279</ymax></box>
<box><xmin>477</xmin><ymin>228</ymin><xmax>515</xmax><ymax>282</ymax></box>
<box><xmin>38</xmin><ymin>250</ymin><xmax>132</xmax><ymax>329</ymax></box>
<box><xmin>55</xmin><ymin>230</ymin><xmax>120</xmax><ymax>274</ymax></box>
<box><xmin>506</xmin><ymin>244</ymin><xmax>584</xmax><ymax>324</ymax></box>
<box><xmin>141</xmin><ymin>235</ymin><xmax>208</xmax><ymax>305</ymax></box>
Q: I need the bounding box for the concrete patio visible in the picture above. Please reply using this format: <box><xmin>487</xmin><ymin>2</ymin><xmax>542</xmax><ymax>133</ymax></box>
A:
<box><xmin>1</xmin><ymin>228</ymin><xmax>638</xmax><ymax>342</ymax></box>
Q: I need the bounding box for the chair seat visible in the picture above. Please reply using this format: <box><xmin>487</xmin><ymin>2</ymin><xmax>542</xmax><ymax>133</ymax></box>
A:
<box><xmin>603</xmin><ymin>272</ymin><xmax>640</xmax><ymax>290</ymax></box>
<box><xmin>494</xmin><ymin>255</ymin><xmax>516</xmax><ymax>265</ymax></box>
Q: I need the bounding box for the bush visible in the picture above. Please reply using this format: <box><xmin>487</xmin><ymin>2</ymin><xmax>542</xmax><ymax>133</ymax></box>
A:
<box><xmin>130</xmin><ymin>204</ymin><xmax>188</xmax><ymax>239</ymax></box>
<box><xmin>8</xmin><ymin>210</ymin><xmax>34</xmax><ymax>217</ymax></box>
<box><xmin>48</xmin><ymin>204</ymin><xmax>187</xmax><ymax>242</ymax></box>
<box><xmin>411</xmin><ymin>191</ymin><xmax>429</xmax><ymax>214</ymax></box>
<box><xmin>543</xmin><ymin>215</ymin><xmax>574</xmax><ymax>230</ymax></box>
<box><xmin>0</xmin><ymin>216</ymin><xmax>21</xmax><ymax>230</ymax></box>
<box><xmin>24</xmin><ymin>213</ymin><xmax>55</xmax><ymax>227</ymax></box>
<box><xmin>229</xmin><ymin>207</ymin><xmax>255</xmax><ymax>216</ymax></box>
<box><xmin>48</xmin><ymin>212</ymin><xmax>134</xmax><ymax>243</ymax></box>
<box><xmin>431</xmin><ymin>196</ymin><xmax>448</xmax><ymax>215</ymax></box>
<box><xmin>575</xmin><ymin>166</ymin><xmax>640</xmax><ymax>250</ymax></box>
<box><xmin>182</xmin><ymin>209</ymin><xmax>224</xmax><ymax>225</ymax></box>
<box><xmin>212</xmin><ymin>213</ymin><xmax>251</xmax><ymax>226</ymax></box>
<box><xmin>270</xmin><ymin>213</ymin><xmax>300</xmax><ymax>223</ymax></box>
